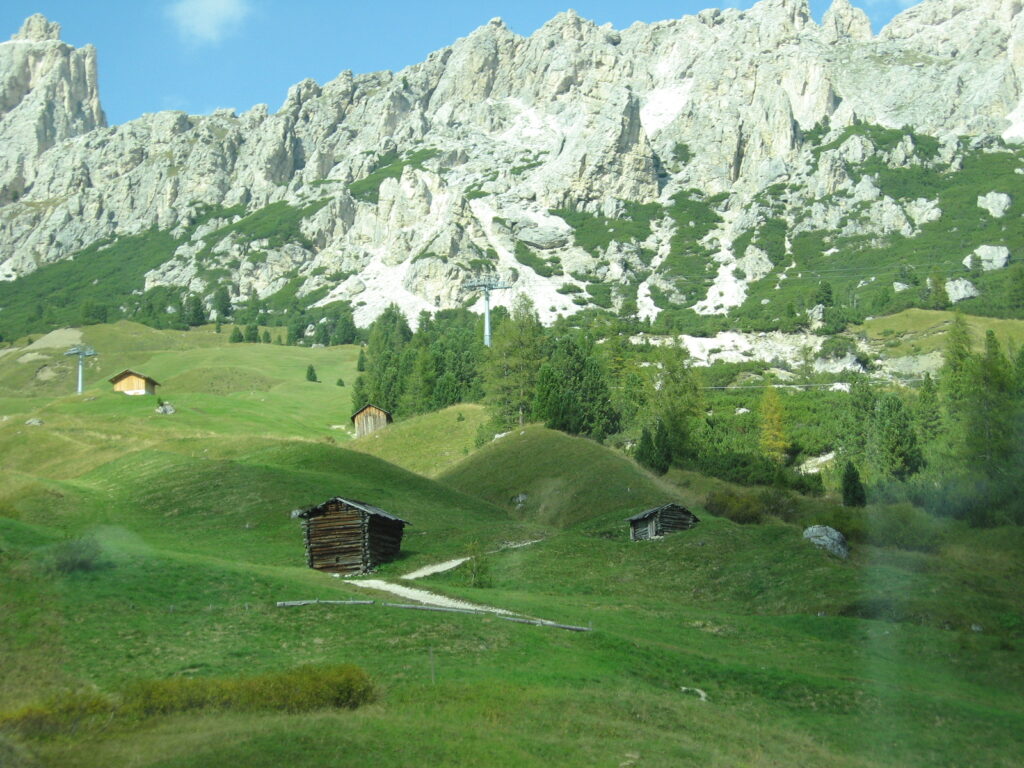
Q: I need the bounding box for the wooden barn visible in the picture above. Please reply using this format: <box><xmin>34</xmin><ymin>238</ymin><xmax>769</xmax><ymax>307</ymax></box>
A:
<box><xmin>627</xmin><ymin>503</ymin><xmax>700</xmax><ymax>541</ymax></box>
<box><xmin>351</xmin><ymin>404</ymin><xmax>392</xmax><ymax>437</ymax></box>
<box><xmin>292</xmin><ymin>497</ymin><xmax>410</xmax><ymax>574</ymax></box>
<box><xmin>109</xmin><ymin>369</ymin><xmax>160</xmax><ymax>396</ymax></box>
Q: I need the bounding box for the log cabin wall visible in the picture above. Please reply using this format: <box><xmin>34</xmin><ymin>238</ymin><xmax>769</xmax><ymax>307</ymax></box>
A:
<box><xmin>299</xmin><ymin>499</ymin><xmax>408</xmax><ymax>574</ymax></box>
<box><xmin>656</xmin><ymin>505</ymin><xmax>700</xmax><ymax>535</ymax></box>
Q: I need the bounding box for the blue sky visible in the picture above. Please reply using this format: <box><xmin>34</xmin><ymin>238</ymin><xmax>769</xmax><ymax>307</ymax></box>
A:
<box><xmin>3</xmin><ymin>0</ymin><xmax>923</xmax><ymax>125</ymax></box>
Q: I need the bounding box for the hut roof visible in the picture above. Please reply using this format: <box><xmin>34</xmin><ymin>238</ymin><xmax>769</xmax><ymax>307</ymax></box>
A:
<box><xmin>350</xmin><ymin>403</ymin><xmax>392</xmax><ymax>422</ymax></box>
<box><xmin>626</xmin><ymin>503</ymin><xmax>689</xmax><ymax>523</ymax></box>
<box><xmin>293</xmin><ymin>496</ymin><xmax>411</xmax><ymax>525</ymax></box>
<box><xmin>108</xmin><ymin>369</ymin><xmax>160</xmax><ymax>386</ymax></box>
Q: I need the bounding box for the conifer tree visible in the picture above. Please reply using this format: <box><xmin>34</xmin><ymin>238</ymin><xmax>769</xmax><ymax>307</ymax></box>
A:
<box><xmin>244</xmin><ymin>324</ymin><xmax>259</xmax><ymax>343</ymax></box>
<box><xmin>306</xmin><ymin>364</ymin><xmax>318</xmax><ymax>382</ymax></box>
<box><xmin>914</xmin><ymin>373</ymin><xmax>942</xmax><ymax>444</ymax></box>
<box><xmin>652</xmin><ymin>420</ymin><xmax>672</xmax><ymax>474</ymax></box>
<box><xmin>262</xmin><ymin>330</ymin><xmax>271</xmax><ymax>344</ymax></box>
<box><xmin>183</xmin><ymin>294</ymin><xmax>207</xmax><ymax>326</ymax></box>
<box><xmin>868</xmin><ymin>394</ymin><xmax>923</xmax><ymax>480</ymax></box>
<box><xmin>941</xmin><ymin>312</ymin><xmax>973</xmax><ymax>417</ymax></box>
<box><xmin>636</xmin><ymin>426</ymin><xmax>656</xmax><ymax>472</ymax></box>
<box><xmin>484</xmin><ymin>295</ymin><xmax>545</xmax><ymax>429</ymax></box>
<box><xmin>229</xmin><ymin>326</ymin><xmax>244</xmax><ymax>343</ymax></box>
<box><xmin>212</xmin><ymin>286</ymin><xmax>232</xmax><ymax>319</ymax></box>
<box><xmin>841</xmin><ymin>460</ymin><xmax>867</xmax><ymax>507</ymax></box>
<box><xmin>962</xmin><ymin>331</ymin><xmax>1014</xmax><ymax>476</ymax></box>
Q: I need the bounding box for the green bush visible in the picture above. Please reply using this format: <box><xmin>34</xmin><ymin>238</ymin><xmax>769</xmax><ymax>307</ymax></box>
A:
<box><xmin>0</xmin><ymin>690</ymin><xmax>114</xmax><ymax>738</ymax></box>
<box><xmin>705</xmin><ymin>489</ymin><xmax>764</xmax><ymax>525</ymax></box>
<box><xmin>51</xmin><ymin>537</ymin><xmax>102</xmax><ymax>574</ymax></box>
<box><xmin>865</xmin><ymin>503</ymin><xmax>945</xmax><ymax>553</ymax></box>
<box><xmin>122</xmin><ymin>664</ymin><xmax>374</xmax><ymax>717</ymax></box>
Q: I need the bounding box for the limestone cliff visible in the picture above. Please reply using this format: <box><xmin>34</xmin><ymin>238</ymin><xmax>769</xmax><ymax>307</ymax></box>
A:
<box><xmin>0</xmin><ymin>0</ymin><xmax>1020</xmax><ymax>328</ymax></box>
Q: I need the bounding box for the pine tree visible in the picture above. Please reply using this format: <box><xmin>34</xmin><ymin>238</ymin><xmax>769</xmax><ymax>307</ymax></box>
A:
<box><xmin>868</xmin><ymin>394</ymin><xmax>924</xmax><ymax>480</ymax></box>
<box><xmin>759</xmin><ymin>386</ymin><xmax>788</xmax><ymax>465</ymax></box>
<box><xmin>914</xmin><ymin>373</ymin><xmax>942</xmax><ymax>444</ymax></box>
<box><xmin>183</xmin><ymin>294</ymin><xmax>207</xmax><ymax>326</ymax></box>
<box><xmin>306</xmin><ymin>364</ymin><xmax>318</xmax><ymax>382</ymax></box>
<box><xmin>212</xmin><ymin>286</ymin><xmax>232</xmax><ymax>319</ymax></box>
<box><xmin>961</xmin><ymin>331</ymin><xmax>1014</xmax><ymax>478</ymax></box>
<box><xmin>941</xmin><ymin>311</ymin><xmax>973</xmax><ymax>418</ymax></box>
<box><xmin>229</xmin><ymin>326</ymin><xmax>244</xmax><ymax>343</ymax></box>
<box><xmin>635</xmin><ymin>427</ymin><xmax>656</xmax><ymax>472</ymax></box>
<box><xmin>356</xmin><ymin>348</ymin><xmax>366</xmax><ymax>372</ymax></box>
<box><xmin>652</xmin><ymin>420</ymin><xmax>672</xmax><ymax>474</ymax></box>
<box><xmin>484</xmin><ymin>295</ymin><xmax>545</xmax><ymax>429</ymax></box>
<box><xmin>841</xmin><ymin>460</ymin><xmax>867</xmax><ymax>507</ymax></box>
<box><xmin>262</xmin><ymin>330</ymin><xmax>271</xmax><ymax>344</ymax></box>
<box><xmin>244</xmin><ymin>324</ymin><xmax>259</xmax><ymax>343</ymax></box>
<box><xmin>358</xmin><ymin>304</ymin><xmax>412</xmax><ymax>412</ymax></box>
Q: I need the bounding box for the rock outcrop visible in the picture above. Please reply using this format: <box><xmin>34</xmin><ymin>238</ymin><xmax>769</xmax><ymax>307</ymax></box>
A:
<box><xmin>0</xmin><ymin>1</ymin><xmax>1021</xmax><ymax>326</ymax></box>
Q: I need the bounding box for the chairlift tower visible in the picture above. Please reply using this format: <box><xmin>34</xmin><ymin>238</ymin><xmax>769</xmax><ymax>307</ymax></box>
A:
<box><xmin>64</xmin><ymin>345</ymin><xmax>96</xmax><ymax>394</ymax></box>
<box><xmin>463</xmin><ymin>274</ymin><xmax>511</xmax><ymax>347</ymax></box>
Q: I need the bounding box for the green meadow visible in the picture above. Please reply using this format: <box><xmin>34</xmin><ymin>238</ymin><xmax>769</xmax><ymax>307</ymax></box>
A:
<box><xmin>0</xmin><ymin>322</ymin><xmax>1021</xmax><ymax>766</ymax></box>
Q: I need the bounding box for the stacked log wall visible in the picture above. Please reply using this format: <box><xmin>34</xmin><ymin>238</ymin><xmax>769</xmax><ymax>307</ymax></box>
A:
<box><xmin>656</xmin><ymin>506</ymin><xmax>699</xmax><ymax>535</ymax></box>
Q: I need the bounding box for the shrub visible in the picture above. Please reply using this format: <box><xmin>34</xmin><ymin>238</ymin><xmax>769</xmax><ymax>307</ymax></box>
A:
<box><xmin>121</xmin><ymin>664</ymin><xmax>374</xmax><ymax>718</ymax></box>
<box><xmin>51</xmin><ymin>537</ymin><xmax>102</xmax><ymax>574</ymax></box>
<box><xmin>0</xmin><ymin>690</ymin><xmax>114</xmax><ymax>738</ymax></box>
<box><xmin>865</xmin><ymin>503</ymin><xmax>945</xmax><ymax>553</ymax></box>
<box><xmin>705</xmin><ymin>489</ymin><xmax>764</xmax><ymax>524</ymax></box>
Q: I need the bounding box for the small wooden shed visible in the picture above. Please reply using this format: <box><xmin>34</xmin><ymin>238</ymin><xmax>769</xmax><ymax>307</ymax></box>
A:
<box><xmin>109</xmin><ymin>369</ymin><xmax>160</xmax><ymax>396</ymax></box>
<box><xmin>627</xmin><ymin>503</ymin><xmax>700</xmax><ymax>541</ymax></box>
<box><xmin>351</xmin><ymin>404</ymin><xmax>392</xmax><ymax>437</ymax></box>
<box><xmin>292</xmin><ymin>497</ymin><xmax>410</xmax><ymax>574</ymax></box>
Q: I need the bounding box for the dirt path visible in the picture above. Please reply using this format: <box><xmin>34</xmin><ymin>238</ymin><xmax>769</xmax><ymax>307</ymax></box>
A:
<box><xmin>349</xmin><ymin>579</ymin><xmax>512</xmax><ymax>615</ymax></box>
<box><xmin>400</xmin><ymin>557</ymin><xmax>470</xmax><ymax>580</ymax></box>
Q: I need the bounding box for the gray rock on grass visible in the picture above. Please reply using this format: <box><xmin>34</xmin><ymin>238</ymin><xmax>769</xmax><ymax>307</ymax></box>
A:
<box><xmin>803</xmin><ymin>525</ymin><xmax>849</xmax><ymax>559</ymax></box>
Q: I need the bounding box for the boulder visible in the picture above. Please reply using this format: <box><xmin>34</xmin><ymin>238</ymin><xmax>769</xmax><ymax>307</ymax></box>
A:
<box><xmin>962</xmin><ymin>244</ymin><xmax>1010</xmax><ymax>272</ymax></box>
<box><xmin>24</xmin><ymin>418</ymin><xmax>43</xmax><ymax>426</ymax></box>
<box><xmin>976</xmin><ymin>192</ymin><xmax>1011</xmax><ymax>218</ymax></box>
<box><xmin>945</xmin><ymin>278</ymin><xmax>980</xmax><ymax>303</ymax></box>
<box><xmin>155</xmin><ymin>403</ymin><xmax>176</xmax><ymax>415</ymax></box>
<box><xmin>803</xmin><ymin>525</ymin><xmax>849</xmax><ymax>559</ymax></box>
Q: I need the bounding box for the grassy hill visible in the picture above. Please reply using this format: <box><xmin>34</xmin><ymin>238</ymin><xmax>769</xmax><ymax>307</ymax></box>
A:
<box><xmin>0</xmin><ymin>322</ymin><xmax>1022</xmax><ymax>767</ymax></box>
<box><xmin>440</xmin><ymin>425</ymin><xmax>680</xmax><ymax>528</ymax></box>
<box><xmin>345</xmin><ymin>404</ymin><xmax>490</xmax><ymax>477</ymax></box>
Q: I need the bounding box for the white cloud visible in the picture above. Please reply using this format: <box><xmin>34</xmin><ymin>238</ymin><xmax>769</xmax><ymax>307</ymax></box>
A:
<box><xmin>166</xmin><ymin>0</ymin><xmax>252</xmax><ymax>44</ymax></box>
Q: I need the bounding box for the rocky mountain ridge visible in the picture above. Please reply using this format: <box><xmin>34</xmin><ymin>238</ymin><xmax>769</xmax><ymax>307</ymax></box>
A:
<box><xmin>0</xmin><ymin>0</ymin><xmax>1021</xmax><ymax>331</ymax></box>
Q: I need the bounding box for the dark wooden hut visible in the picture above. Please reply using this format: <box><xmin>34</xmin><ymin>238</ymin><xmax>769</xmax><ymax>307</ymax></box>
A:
<box><xmin>351</xmin><ymin>404</ymin><xmax>393</xmax><ymax>438</ymax></box>
<box><xmin>293</xmin><ymin>497</ymin><xmax>410</xmax><ymax>574</ymax></box>
<box><xmin>627</xmin><ymin>503</ymin><xmax>699</xmax><ymax>541</ymax></box>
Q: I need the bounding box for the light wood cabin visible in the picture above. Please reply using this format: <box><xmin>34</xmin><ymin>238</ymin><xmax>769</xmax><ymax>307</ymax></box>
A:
<box><xmin>292</xmin><ymin>497</ymin><xmax>410</xmax><ymax>574</ymax></box>
<box><xmin>627</xmin><ymin>503</ymin><xmax>700</xmax><ymax>541</ymax></box>
<box><xmin>351</xmin><ymin>404</ymin><xmax>393</xmax><ymax>437</ymax></box>
<box><xmin>108</xmin><ymin>369</ymin><xmax>160</xmax><ymax>396</ymax></box>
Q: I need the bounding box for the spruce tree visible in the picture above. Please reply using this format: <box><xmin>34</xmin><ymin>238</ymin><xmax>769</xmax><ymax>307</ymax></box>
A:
<box><xmin>841</xmin><ymin>460</ymin><xmax>867</xmax><ymax>507</ymax></box>
<box><xmin>212</xmin><ymin>286</ymin><xmax>232</xmax><ymax>319</ymax></box>
<box><xmin>652</xmin><ymin>420</ymin><xmax>672</xmax><ymax>474</ymax></box>
<box><xmin>914</xmin><ymin>373</ymin><xmax>942</xmax><ymax>445</ymax></box>
<box><xmin>244</xmin><ymin>324</ymin><xmax>259</xmax><ymax>343</ymax></box>
<box><xmin>229</xmin><ymin>326</ymin><xmax>244</xmax><ymax>343</ymax></box>
<box><xmin>636</xmin><ymin>427</ymin><xmax>656</xmax><ymax>472</ymax></box>
<box><xmin>306</xmin><ymin>364</ymin><xmax>318</xmax><ymax>382</ymax></box>
<box><xmin>262</xmin><ymin>330</ymin><xmax>271</xmax><ymax>344</ymax></box>
<box><xmin>484</xmin><ymin>295</ymin><xmax>545</xmax><ymax>429</ymax></box>
<box><xmin>868</xmin><ymin>394</ymin><xmax>924</xmax><ymax>480</ymax></box>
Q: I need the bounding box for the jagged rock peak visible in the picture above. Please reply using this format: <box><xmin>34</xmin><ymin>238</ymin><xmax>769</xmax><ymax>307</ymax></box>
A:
<box><xmin>821</xmin><ymin>0</ymin><xmax>873</xmax><ymax>43</ymax></box>
<box><xmin>12</xmin><ymin>14</ymin><xmax>62</xmax><ymax>42</ymax></box>
<box><xmin>748</xmin><ymin>0</ymin><xmax>813</xmax><ymax>28</ymax></box>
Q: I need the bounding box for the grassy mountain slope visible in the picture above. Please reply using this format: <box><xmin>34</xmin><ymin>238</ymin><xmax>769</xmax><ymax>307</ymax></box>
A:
<box><xmin>0</xmin><ymin>323</ymin><xmax>1022</xmax><ymax>766</ymax></box>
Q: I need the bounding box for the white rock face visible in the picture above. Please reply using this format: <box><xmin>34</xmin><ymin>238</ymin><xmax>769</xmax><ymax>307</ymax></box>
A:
<box><xmin>977</xmin><ymin>191</ymin><xmax>1011</xmax><ymax>217</ymax></box>
<box><xmin>0</xmin><ymin>0</ymin><xmax>1021</xmax><ymax>324</ymax></box>
<box><xmin>963</xmin><ymin>244</ymin><xmax>1010</xmax><ymax>271</ymax></box>
<box><xmin>946</xmin><ymin>278</ymin><xmax>980</xmax><ymax>303</ymax></box>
